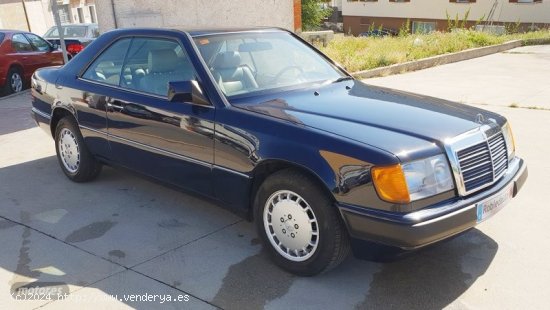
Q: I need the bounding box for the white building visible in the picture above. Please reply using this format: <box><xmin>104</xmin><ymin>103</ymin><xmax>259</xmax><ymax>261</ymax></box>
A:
<box><xmin>0</xmin><ymin>0</ymin><xmax>97</xmax><ymax>35</ymax></box>
<box><xmin>343</xmin><ymin>0</ymin><xmax>550</xmax><ymax>35</ymax></box>
<box><xmin>94</xmin><ymin>0</ymin><xmax>299</xmax><ymax>34</ymax></box>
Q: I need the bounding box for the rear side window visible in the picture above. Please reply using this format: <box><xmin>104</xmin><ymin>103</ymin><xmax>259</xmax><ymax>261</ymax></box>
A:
<box><xmin>82</xmin><ymin>38</ymin><xmax>131</xmax><ymax>86</ymax></box>
<box><xmin>0</xmin><ymin>33</ymin><xmax>5</xmax><ymax>44</ymax></box>
<box><xmin>12</xmin><ymin>34</ymin><xmax>33</xmax><ymax>52</ymax></box>
<box><xmin>120</xmin><ymin>37</ymin><xmax>196</xmax><ymax>96</ymax></box>
<box><xmin>25</xmin><ymin>33</ymin><xmax>50</xmax><ymax>52</ymax></box>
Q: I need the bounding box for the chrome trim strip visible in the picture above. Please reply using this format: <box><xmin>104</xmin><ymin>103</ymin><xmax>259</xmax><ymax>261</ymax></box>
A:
<box><xmin>79</xmin><ymin>125</ymin><xmax>107</xmax><ymax>135</ymax></box>
<box><xmin>31</xmin><ymin>107</ymin><xmax>51</xmax><ymax>120</ymax></box>
<box><xmin>111</xmin><ymin>133</ymin><xmax>212</xmax><ymax>168</ymax></box>
<box><xmin>412</xmin><ymin>204</ymin><xmax>477</xmax><ymax>227</ymax></box>
<box><xmin>213</xmin><ymin>164</ymin><xmax>251</xmax><ymax>179</ymax></box>
<box><xmin>79</xmin><ymin>125</ymin><xmax>250</xmax><ymax>179</ymax></box>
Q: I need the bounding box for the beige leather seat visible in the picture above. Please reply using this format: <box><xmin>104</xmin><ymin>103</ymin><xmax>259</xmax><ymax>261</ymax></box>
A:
<box><xmin>212</xmin><ymin>51</ymin><xmax>258</xmax><ymax>95</ymax></box>
<box><xmin>139</xmin><ymin>49</ymin><xmax>194</xmax><ymax>96</ymax></box>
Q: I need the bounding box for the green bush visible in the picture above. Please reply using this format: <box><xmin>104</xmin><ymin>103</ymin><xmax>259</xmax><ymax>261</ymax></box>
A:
<box><xmin>301</xmin><ymin>0</ymin><xmax>332</xmax><ymax>31</ymax></box>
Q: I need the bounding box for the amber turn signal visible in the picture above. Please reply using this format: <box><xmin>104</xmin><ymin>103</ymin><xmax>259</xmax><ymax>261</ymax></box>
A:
<box><xmin>371</xmin><ymin>164</ymin><xmax>410</xmax><ymax>204</ymax></box>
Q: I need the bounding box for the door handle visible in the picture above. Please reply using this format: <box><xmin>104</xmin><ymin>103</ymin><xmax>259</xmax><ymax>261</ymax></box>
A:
<box><xmin>106</xmin><ymin>100</ymin><xmax>124</xmax><ymax>111</ymax></box>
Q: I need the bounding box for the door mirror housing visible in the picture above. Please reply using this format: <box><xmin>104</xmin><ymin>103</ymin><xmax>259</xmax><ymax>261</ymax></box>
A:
<box><xmin>167</xmin><ymin>80</ymin><xmax>210</xmax><ymax>106</ymax></box>
<box><xmin>50</xmin><ymin>43</ymin><xmax>59</xmax><ymax>51</ymax></box>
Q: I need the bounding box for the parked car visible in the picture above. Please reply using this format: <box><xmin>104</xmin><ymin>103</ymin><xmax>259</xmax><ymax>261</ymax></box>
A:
<box><xmin>43</xmin><ymin>24</ymin><xmax>99</xmax><ymax>59</ymax></box>
<box><xmin>0</xmin><ymin>30</ymin><xmax>63</xmax><ymax>95</ymax></box>
<box><xmin>31</xmin><ymin>28</ymin><xmax>527</xmax><ymax>276</ymax></box>
<box><xmin>359</xmin><ymin>28</ymin><xmax>397</xmax><ymax>37</ymax></box>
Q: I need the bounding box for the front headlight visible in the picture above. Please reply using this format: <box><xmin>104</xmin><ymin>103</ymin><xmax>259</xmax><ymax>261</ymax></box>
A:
<box><xmin>402</xmin><ymin>154</ymin><xmax>454</xmax><ymax>201</ymax></box>
<box><xmin>502</xmin><ymin>122</ymin><xmax>515</xmax><ymax>160</ymax></box>
<box><xmin>372</xmin><ymin>154</ymin><xmax>454</xmax><ymax>203</ymax></box>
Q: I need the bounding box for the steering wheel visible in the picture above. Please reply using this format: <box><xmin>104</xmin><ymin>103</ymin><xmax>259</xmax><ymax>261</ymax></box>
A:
<box><xmin>273</xmin><ymin>66</ymin><xmax>305</xmax><ymax>83</ymax></box>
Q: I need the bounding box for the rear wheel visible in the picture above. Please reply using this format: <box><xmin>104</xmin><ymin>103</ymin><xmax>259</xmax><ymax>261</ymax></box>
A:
<box><xmin>254</xmin><ymin>169</ymin><xmax>350</xmax><ymax>276</ymax></box>
<box><xmin>3</xmin><ymin>67</ymin><xmax>23</xmax><ymax>95</ymax></box>
<box><xmin>54</xmin><ymin>117</ymin><xmax>102</xmax><ymax>182</ymax></box>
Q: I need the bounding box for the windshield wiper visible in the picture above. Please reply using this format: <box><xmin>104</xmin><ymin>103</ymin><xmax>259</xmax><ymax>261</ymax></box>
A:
<box><xmin>332</xmin><ymin>76</ymin><xmax>354</xmax><ymax>83</ymax></box>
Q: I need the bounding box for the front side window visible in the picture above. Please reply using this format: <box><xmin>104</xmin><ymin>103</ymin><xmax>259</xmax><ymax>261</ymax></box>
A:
<box><xmin>25</xmin><ymin>34</ymin><xmax>50</xmax><ymax>52</ymax></box>
<box><xmin>194</xmin><ymin>32</ymin><xmax>345</xmax><ymax>98</ymax></box>
<box><xmin>120</xmin><ymin>38</ymin><xmax>197</xmax><ymax>96</ymax></box>
<box><xmin>12</xmin><ymin>34</ymin><xmax>33</xmax><ymax>52</ymax></box>
<box><xmin>82</xmin><ymin>38</ymin><xmax>131</xmax><ymax>86</ymax></box>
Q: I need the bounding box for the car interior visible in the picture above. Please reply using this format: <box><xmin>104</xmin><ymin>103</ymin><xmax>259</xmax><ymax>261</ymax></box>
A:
<box><xmin>83</xmin><ymin>33</ymin><xmax>342</xmax><ymax>99</ymax></box>
<box><xmin>84</xmin><ymin>38</ymin><xmax>196</xmax><ymax>97</ymax></box>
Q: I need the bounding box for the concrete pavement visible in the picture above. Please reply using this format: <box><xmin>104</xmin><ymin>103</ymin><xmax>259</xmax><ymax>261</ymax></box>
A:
<box><xmin>367</xmin><ymin>45</ymin><xmax>550</xmax><ymax>110</ymax></box>
<box><xmin>0</xmin><ymin>45</ymin><xmax>549</xmax><ymax>309</ymax></box>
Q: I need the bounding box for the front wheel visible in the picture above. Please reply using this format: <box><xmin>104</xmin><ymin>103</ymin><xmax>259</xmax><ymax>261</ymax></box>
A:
<box><xmin>54</xmin><ymin>117</ymin><xmax>102</xmax><ymax>182</ymax></box>
<box><xmin>254</xmin><ymin>169</ymin><xmax>350</xmax><ymax>276</ymax></box>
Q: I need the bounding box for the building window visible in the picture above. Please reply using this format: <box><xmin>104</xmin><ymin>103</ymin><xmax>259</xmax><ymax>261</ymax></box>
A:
<box><xmin>89</xmin><ymin>6</ymin><xmax>97</xmax><ymax>24</ymax></box>
<box><xmin>451</xmin><ymin>0</ymin><xmax>476</xmax><ymax>3</ymax></box>
<box><xmin>389</xmin><ymin>0</ymin><xmax>411</xmax><ymax>2</ymax></box>
<box><xmin>412</xmin><ymin>21</ymin><xmax>436</xmax><ymax>33</ymax></box>
<box><xmin>77</xmin><ymin>7</ymin><xmax>84</xmax><ymax>23</ymax></box>
<box><xmin>510</xmin><ymin>0</ymin><xmax>542</xmax><ymax>3</ymax></box>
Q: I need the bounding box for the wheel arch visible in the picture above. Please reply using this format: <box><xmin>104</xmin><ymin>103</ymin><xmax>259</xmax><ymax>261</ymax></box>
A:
<box><xmin>248</xmin><ymin>158</ymin><xmax>337</xmax><ymax>221</ymax></box>
<box><xmin>8</xmin><ymin>63</ymin><xmax>24</xmax><ymax>74</ymax></box>
<box><xmin>50</xmin><ymin>107</ymin><xmax>77</xmax><ymax>137</ymax></box>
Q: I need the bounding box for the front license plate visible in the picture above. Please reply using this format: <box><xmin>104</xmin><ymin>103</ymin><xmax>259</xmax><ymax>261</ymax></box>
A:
<box><xmin>476</xmin><ymin>184</ymin><xmax>514</xmax><ymax>223</ymax></box>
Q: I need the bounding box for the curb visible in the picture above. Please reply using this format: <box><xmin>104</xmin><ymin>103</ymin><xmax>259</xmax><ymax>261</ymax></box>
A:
<box><xmin>353</xmin><ymin>40</ymin><xmax>524</xmax><ymax>79</ymax></box>
<box><xmin>0</xmin><ymin>89</ymin><xmax>30</xmax><ymax>102</ymax></box>
<box><xmin>523</xmin><ymin>38</ymin><xmax>550</xmax><ymax>46</ymax></box>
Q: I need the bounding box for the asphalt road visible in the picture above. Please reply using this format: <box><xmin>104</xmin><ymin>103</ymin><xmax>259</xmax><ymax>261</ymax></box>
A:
<box><xmin>0</xmin><ymin>45</ymin><xmax>549</xmax><ymax>310</ymax></box>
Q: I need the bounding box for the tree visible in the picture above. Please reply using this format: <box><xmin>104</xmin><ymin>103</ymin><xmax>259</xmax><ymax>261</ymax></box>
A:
<box><xmin>301</xmin><ymin>0</ymin><xmax>332</xmax><ymax>31</ymax></box>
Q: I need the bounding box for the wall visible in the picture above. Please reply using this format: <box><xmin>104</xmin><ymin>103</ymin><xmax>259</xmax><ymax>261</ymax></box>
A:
<box><xmin>342</xmin><ymin>1</ymin><xmax>550</xmax><ymax>24</ymax></box>
<box><xmin>25</xmin><ymin>0</ymin><xmax>55</xmax><ymax>35</ymax></box>
<box><xmin>0</xmin><ymin>0</ymin><xmax>29</xmax><ymax>32</ymax></box>
<box><xmin>95</xmin><ymin>0</ymin><xmax>295</xmax><ymax>34</ymax></box>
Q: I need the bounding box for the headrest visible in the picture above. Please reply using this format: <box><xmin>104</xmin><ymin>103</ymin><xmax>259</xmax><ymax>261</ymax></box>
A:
<box><xmin>213</xmin><ymin>51</ymin><xmax>241</xmax><ymax>69</ymax></box>
<box><xmin>148</xmin><ymin>49</ymin><xmax>178</xmax><ymax>73</ymax></box>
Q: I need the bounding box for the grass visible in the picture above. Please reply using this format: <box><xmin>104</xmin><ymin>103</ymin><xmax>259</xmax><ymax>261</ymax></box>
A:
<box><xmin>319</xmin><ymin>30</ymin><xmax>550</xmax><ymax>72</ymax></box>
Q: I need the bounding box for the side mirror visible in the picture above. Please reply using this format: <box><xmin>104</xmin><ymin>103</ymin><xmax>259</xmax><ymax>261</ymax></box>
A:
<box><xmin>167</xmin><ymin>80</ymin><xmax>210</xmax><ymax>106</ymax></box>
<box><xmin>51</xmin><ymin>43</ymin><xmax>59</xmax><ymax>51</ymax></box>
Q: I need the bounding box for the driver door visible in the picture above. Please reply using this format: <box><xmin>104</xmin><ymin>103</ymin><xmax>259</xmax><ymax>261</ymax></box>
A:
<box><xmin>81</xmin><ymin>36</ymin><xmax>216</xmax><ymax>195</ymax></box>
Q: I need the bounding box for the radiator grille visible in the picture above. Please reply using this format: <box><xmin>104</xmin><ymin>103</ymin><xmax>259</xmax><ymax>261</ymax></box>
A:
<box><xmin>456</xmin><ymin>133</ymin><xmax>508</xmax><ymax>193</ymax></box>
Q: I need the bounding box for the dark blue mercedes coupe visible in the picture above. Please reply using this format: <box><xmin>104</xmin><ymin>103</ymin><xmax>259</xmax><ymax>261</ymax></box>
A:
<box><xmin>31</xmin><ymin>28</ymin><xmax>527</xmax><ymax>276</ymax></box>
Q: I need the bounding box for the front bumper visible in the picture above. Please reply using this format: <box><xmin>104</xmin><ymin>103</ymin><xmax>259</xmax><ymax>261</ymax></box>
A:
<box><xmin>31</xmin><ymin>107</ymin><xmax>52</xmax><ymax>135</ymax></box>
<box><xmin>340</xmin><ymin>157</ymin><xmax>527</xmax><ymax>250</ymax></box>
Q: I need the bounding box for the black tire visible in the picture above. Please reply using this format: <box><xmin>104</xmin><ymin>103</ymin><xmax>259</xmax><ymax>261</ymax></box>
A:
<box><xmin>3</xmin><ymin>67</ymin><xmax>23</xmax><ymax>95</ymax></box>
<box><xmin>54</xmin><ymin>117</ymin><xmax>102</xmax><ymax>182</ymax></box>
<box><xmin>254</xmin><ymin>169</ymin><xmax>350</xmax><ymax>276</ymax></box>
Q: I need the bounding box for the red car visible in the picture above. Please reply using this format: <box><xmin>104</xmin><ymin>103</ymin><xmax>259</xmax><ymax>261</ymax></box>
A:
<box><xmin>0</xmin><ymin>30</ymin><xmax>64</xmax><ymax>95</ymax></box>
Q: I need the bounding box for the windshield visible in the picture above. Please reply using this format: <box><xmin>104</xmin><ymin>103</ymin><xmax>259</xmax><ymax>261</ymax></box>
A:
<box><xmin>193</xmin><ymin>31</ymin><xmax>346</xmax><ymax>98</ymax></box>
<box><xmin>44</xmin><ymin>26</ymin><xmax>87</xmax><ymax>38</ymax></box>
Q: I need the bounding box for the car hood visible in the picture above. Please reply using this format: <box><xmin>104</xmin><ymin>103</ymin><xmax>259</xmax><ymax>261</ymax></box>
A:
<box><xmin>233</xmin><ymin>80</ymin><xmax>506</xmax><ymax>161</ymax></box>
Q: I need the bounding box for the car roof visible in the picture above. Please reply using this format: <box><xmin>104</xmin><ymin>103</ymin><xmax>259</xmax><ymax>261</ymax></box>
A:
<box><xmin>0</xmin><ymin>29</ymin><xmax>29</xmax><ymax>34</ymax></box>
<box><xmin>181</xmin><ymin>27</ymin><xmax>285</xmax><ymax>37</ymax></box>
<box><xmin>96</xmin><ymin>27</ymin><xmax>288</xmax><ymax>40</ymax></box>
<box><xmin>59</xmin><ymin>23</ymin><xmax>97</xmax><ymax>27</ymax></box>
